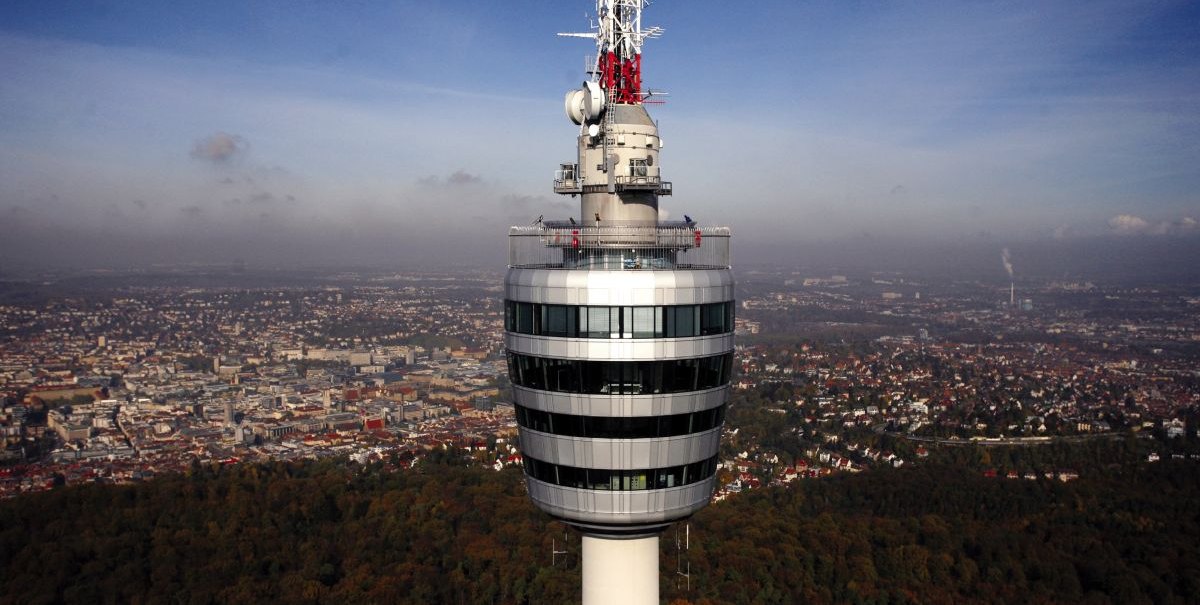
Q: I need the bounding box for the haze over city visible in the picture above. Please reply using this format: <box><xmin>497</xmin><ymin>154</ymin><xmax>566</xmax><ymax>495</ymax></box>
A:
<box><xmin>2</xmin><ymin>0</ymin><xmax>1198</xmax><ymax>276</ymax></box>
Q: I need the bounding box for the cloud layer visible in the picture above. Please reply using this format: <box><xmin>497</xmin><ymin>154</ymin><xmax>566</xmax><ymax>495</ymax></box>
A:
<box><xmin>1109</xmin><ymin>214</ymin><xmax>1198</xmax><ymax>236</ymax></box>
<box><xmin>0</xmin><ymin>0</ymin><xmax>1197</xmax><ymax>269</ymax></box>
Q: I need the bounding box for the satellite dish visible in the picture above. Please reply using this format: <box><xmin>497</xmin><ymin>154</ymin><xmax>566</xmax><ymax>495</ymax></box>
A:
<box><xmin>582</xmin><ymin>80</ymin><xmax>605</xmax><ymax>120</ymax></box>
<box><xmin>587</xmin><ymin>123</ymin><xmax>600</xmax><ymax>137</ymax></box>
<box><xmin>564</xmin><ymin>89</ymin><xmax>585</xmax><ymax>125</ymax></box>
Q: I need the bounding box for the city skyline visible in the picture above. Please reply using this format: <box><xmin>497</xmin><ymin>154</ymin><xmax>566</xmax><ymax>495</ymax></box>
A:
<box><xmin>2</xmin><ymin>0</ymin><xmax>1198</xmax><ymax>269</ymax></box>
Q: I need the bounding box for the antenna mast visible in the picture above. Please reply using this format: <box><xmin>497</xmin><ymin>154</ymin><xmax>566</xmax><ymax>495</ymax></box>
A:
<box><xmin>552</xmin><ymin>532</ymin><xmax>570</xmax><ymax>567</ymax></box>
<box><xmin>559</xmin><ymin>0</ymin><xmax>663</xmax><ymax>105</ymax></box>
<box><xmin>675</xmin><ymin>523</ymin><xmax>691</xmax><ymax>591</ymax></box>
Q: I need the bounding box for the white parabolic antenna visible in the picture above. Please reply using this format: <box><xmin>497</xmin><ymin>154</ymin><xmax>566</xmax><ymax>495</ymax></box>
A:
<box><xmin>565</xmin><ymin>81</ymin><xmax>605</xmax><ymax>125</ymax></box>
<box><xmin>565</xmin><ymin>89</ymin><xmax>586</xmax><ymax>125</ymax></box>
<box><xmin>582</xmin><ymin>80</ymin><xmax>605</xmax><ymax>120</ymax></box>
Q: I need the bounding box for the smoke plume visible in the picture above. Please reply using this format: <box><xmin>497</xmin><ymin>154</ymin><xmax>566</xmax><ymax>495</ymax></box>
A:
<box><xmin>190</xmin><ymin>132</ymin><xmax>247</xmax><ymax>164</ymax></box>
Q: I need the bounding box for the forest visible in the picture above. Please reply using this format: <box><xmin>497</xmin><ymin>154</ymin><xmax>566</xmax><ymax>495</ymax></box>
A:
<box><xmin>2</xmin><ymin>453</ymin><xmax>1198</xmax><ymax>604</ymax></box>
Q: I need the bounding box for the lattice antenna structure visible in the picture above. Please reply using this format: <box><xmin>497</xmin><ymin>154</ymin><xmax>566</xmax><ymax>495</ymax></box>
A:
<box><xmin>559</xmin><ymin>0</ymin><xmax>663</xmax><ymax>105</ymax></box>
<box><xmin>551</xmin><ymin>531</ymin><xmax>571</xmax><ymax>567</ymax></box>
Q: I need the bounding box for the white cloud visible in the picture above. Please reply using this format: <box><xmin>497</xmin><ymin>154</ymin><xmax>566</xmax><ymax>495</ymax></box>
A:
<box><xmin>1108</xmin><ymin>214</ymin><xmax>1150</xmax><ymax>234</ymax></box>
<box><xmin>1149</xmin><ymin>216</ymin><xmax>1199</xmax><ymax>235</ymax></box>
<box><xmin>1108</xmin><ymin>214</ymin><xmax>1199</xmax><ymax>236</ymax></box>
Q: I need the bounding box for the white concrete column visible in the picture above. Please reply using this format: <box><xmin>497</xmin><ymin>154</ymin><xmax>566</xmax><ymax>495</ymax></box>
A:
<box><xmin>581</xmin><ymin>534</ymin><xmax>659</xmax><ymax>605</ymax></box>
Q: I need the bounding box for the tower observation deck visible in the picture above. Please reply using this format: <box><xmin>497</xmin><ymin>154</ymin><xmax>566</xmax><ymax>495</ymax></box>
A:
<box><xmin>504</xmin><ymin>2</ymin><xmax>733</xmax><ymax>603</ymax></box>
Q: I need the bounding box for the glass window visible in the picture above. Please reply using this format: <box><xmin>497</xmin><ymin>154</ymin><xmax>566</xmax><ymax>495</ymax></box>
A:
<box><xmin>637</xmin><ymin>361</ymin><xmax>663</xmax><ymax>395</ymax></box>
<box><xmin>621</xmin><ymin>361</ymin><xmax>638</xmax><ymax>394</ymax></box>
<box><xmin>668</xmin><ymin>358</ymin><xmax>697</xmax><ymax>392</ymax></box>
<box><xmin>544</xmin><ymin>358</ymin><xmax>575</xmax><ymax>392</ymax></box>
<box><xmin>523</xmin><ymin>355</ymin><xmax>546</xmax><ymax>390</ymax></box>
<box><xmin>589</xmin><ymin>468</ymin><xmax>612</xmax><ymax>491</ymax></box>
<box><xmin>541</xmin><ymin>305</ymin><xmax>576</xmax><ymax>337</ymax></box>
<box><xmin>698</xmin><ymin>355</ymin><xmax>723</xmax><ymax>389</ymax></box>
<box><xmin>506</xmin><ymin>302</ymin><xmax>733</xmax><ymax>338</ymax></box>
<box><xmin>701</xmin><ymin>303</ymin><xmax>727</xmax><ymax>335</ymax></box>
<box><xmin>632</xmin><ymin>307</ymin><xmax>655</xmax><ymax>338</ymax></box>
<box><xmin>516</xmin><ymin>302</ymin><xmax>534</xmax><ymax>334</ymax></box>
<box><xmin>509</xmin><ymin>353</ymin><xmax>731</xmax><ymax>395</ymax></box>
<box><xmin>558</xmin><ymin>465</ymin><xmax>586</xmax><ymax>489</ymax></box>
<box><xmin>522</xmin><ymin>455</ymin><xmax>719</xmax><ymax>491</ymax></box>
<box><xmin>668</xmin><ymin>306</ymin><xmax>698</xmax><ymax>338</ymax></box>
<box><xmin>515</xmin><ymin>404</ymin><xmax>726</xmax><ymax>438</ymax></box>
<box><xmin>629</xmin><ymin>158</ymin><xmax>648</xmax><ymax>178</ymax></box>
<box><xmin>581</xmin><ymin>360</ymin><xmax>604</xmax><ymax>394</ymax></box>
<box><xmin>586</xmin><ymin>307</ymin><xmax>610</xmax><ymax>338</ymax></box>
<box><xmin>629</xmin><ymin>471</ymin><xmax>649</xmax><ymax>490</ymax></box>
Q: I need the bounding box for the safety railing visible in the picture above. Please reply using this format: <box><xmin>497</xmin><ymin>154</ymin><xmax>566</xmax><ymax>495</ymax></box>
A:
<box><xmin>508</xmin><ymin>224</ymin><xmax>730</xmax><ymax>270</ymax></box>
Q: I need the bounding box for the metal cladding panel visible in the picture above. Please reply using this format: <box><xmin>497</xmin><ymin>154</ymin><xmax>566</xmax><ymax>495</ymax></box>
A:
<box><xmin>505</xmin><ymin>268</ymin><xmax>734</xmax><ymax>306</ymax></box>
<box><xmin>518</xmin><ymin>427</ymin><xmax>721</xmax><ymax>469</ymax></box>
<box><xmin>505</xmin><ymin>332</ymin><xmax>734</xmax><ymax>361</ymax></box>
<box><xmin>512</xmin><ymin>385</ymin><xmax>728</xmax><ymax>416</ymax></box>
<box><xmin>525</xmin><ymin>477</ymin><xmax>717</xmax><ymax>525</ymax></box>
<box><xmin>610</xmin><ymin>103</ymin><xmax>657</xmax><ymax>127</ymax></box>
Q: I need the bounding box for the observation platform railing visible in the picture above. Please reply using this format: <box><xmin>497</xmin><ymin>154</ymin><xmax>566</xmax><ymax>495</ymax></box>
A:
<box><xmin>508</xmin><ymin>223</ymin><xmax>730</xmax><ymax>270</ymax></box>
<box><xmin>553</xmin><ymin>165</ymin><xmax>673</xmax><ymax>196</ymax></box>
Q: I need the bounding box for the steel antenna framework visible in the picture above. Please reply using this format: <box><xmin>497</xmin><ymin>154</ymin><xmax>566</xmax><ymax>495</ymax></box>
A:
<box><xmin>559</xmin><ymin>0</ymin><xmax>663</xmax><ymax>104</ymax></box>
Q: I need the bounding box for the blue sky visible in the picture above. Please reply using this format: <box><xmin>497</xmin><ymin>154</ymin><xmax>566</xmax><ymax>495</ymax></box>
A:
<box><xmin>1</xmin><ymin>0</ymin><xmax>1197</xmax><ymax>268</ymax></box>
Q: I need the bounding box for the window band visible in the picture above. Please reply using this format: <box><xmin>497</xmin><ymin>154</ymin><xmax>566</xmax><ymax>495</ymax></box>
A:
<box><xmin>505</xmin><ymin>301</ymin><xmax>734</xmax><ymax>339</ymax></box>
<box><xmin>507</xmin><ymin>352</ymin><xmax>733</xmax><ymax>395</ymax></box>
<box><xmin>523</xmin><ymin>454</ymin><xmax>719</xmax><ymax>491</ymax></box>
<box><xmin>516</xmin><ymin>404</ymin><xmax>724</xmax><ymax>438</ymax></box>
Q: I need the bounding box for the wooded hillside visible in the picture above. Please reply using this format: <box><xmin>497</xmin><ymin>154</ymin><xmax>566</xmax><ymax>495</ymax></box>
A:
<box><xmin>2</xmin><ymin>455</ymin><xmax>1197</xmax><ymax>604</ymax></box>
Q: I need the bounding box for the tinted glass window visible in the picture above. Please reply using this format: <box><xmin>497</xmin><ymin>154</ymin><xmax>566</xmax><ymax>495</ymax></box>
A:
<box><xmin>507</xmin><ymin>353</ymin><xmax>733</xmax><ymax>395</ymax></box>
<box><xmin>542</xmin><ymin>305</ymin><xmax>575</xmax><ymax>337</ymax></box>
<box><xmin>522</xmin><ymin>455</ymin><xmax>719</xmax><ymax>491</ymax></box>
<box><xmin>516</xmin><ymin>404</ymin><xmax>725</xmax><ymax>438</ymax></box>
<box><xmin>516</xmin><ymin>302</ymin><xmax>534</xmax><ymax>334</ymax></box>
<box><xmin>701</xmin><ymin>303</ymin><xmax>727</xmax><ymax>335</ymax></box>
<box><xmin>505</xmin><ymin>302</ymin><xmax>733</xmax><ymax>339</ymax></box>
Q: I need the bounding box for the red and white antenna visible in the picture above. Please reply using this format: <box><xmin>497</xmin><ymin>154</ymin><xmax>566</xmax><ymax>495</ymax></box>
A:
<box><xmin>559</xmin><ymin>0</ymin><xmax>663</xmax><ymax>105</ymax></box>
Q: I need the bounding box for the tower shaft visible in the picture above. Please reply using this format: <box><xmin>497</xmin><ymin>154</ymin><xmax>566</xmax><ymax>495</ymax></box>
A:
<box><xmin>582</xmin><ymin>535</ymin><xmax>659</xmax><ymax>604</ymax></box>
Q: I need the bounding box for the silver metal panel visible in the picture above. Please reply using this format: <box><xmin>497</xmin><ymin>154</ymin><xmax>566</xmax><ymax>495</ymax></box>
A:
<box><xmin>518</xmin><ymin>427</ymin><xmax>722</xmax><ymax>469</ymax></box>
<box><xmin>512</xmin><ymin>385</ymin><xmax>729</xmax><ymax>416</ymax></box>
<box><xmin>505</xmin><ymin>332</ymin><xmax>734</xmax><ymax>361</ymax></box>
<box><xmin>525</xmin><ymin>477</ymin><xmax>717</xmax><ymax>525</ymax></box>
<box><xmin>505</xmin><ymin>268</ymin><xmax>734</xmax><ymax>306</ymax></box>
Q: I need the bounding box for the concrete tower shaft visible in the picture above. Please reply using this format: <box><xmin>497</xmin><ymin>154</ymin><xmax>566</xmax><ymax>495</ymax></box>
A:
<box><xmin>576</xmin><ymin>104</ymin><xmax>664</xmax><ymax>226</ymax></box>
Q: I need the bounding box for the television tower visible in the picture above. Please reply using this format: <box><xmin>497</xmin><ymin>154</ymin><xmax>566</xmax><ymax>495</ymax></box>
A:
<box><xmin>505</xmin><ymin>2</ymin><xmax>734</xmax><ymax>603</ymax></box>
